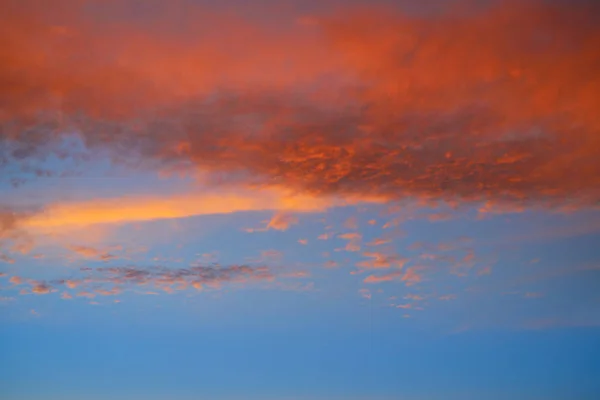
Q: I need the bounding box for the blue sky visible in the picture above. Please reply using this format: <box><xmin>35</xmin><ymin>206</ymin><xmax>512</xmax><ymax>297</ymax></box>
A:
<box><xmin>1</xmin><ymin>0</ymin><xmax>600</xmax><ymax>399</ymax></box>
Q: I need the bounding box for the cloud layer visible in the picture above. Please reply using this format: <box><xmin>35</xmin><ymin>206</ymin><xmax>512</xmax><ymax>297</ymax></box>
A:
<box><xmin>2</xmin><ymin>0</ymin><xmax>599</xmax><ymax>210</ymax></box>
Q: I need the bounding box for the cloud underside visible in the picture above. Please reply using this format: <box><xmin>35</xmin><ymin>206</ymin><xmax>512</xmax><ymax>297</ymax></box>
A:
<box><xmin>1</xmin><ymin>0</ymin><xmax>599</xmax><ymax>209</ymax></box>
<box><xmin>9</xmin><ymin>264</ymin><xmax>278</xmax><ymax>297</ymax></box>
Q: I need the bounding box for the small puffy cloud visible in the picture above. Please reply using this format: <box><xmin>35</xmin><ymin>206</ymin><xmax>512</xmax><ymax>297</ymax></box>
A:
<box><xmin>356</xmin><ymin>252</ymin><xmax>407</xmax><ymax>269</ymax></box>
<box><xmin>9</xmin><ymin>276</ymin><xmax>22</xmax><ymax>285</ymax></box>
<box><xmin>401</xmin><ymin>267</ymin><xmax>422</xmax><ymax>286</ymax></box>
<box><xmin>65</xmin><ymin>280</ymin><xmax>81</xmax><ymax>289</ymax></box>
<box><xmin>68</xmin><ymin>244</ymin><xmax>121</xmax><ymax>261</ymax></box>
<box><xmin>30</xmin><ymin>281</ymin><xmax>52</xmax><ymax>295</ymax></box>
<box><xmin>297</xmin><ymin>239</ymin><xmax>308</xmax><ymax>245</ymax></box>
<box><xmin>267</xmin><ymin>213</ymin><xmax>299</xmax><ymax>231</ymax></box>
<box><xmin>358</xmin><ymin>288</ymin><xmax>371</xmax><ymax>300</ymax></box>
<box><xmin>338</xmin><ymin>233</ymin><xmax>362</xmax><ymax>252</ymax></box>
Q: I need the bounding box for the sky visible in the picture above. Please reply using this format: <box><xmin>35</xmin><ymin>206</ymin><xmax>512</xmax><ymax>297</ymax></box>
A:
<box><xmin>1</xmin><ymin>0</ymin><xmax>600</xmax><ymax>399</ymax></box>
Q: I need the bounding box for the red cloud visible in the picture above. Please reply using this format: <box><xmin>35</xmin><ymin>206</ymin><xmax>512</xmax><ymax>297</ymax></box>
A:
<box><xmin>1</xmin><ymin>0</ymin><xmax>599</xmax><ymax>210</ymax></box>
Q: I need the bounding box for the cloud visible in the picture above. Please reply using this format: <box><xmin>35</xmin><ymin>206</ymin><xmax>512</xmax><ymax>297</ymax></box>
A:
<box><xmin>0</xmin><ymin>209</ymin><xmax>21</xmax><ymax>238</ymax></box>
<box><xmin>68</xmin><ymin>244</ymin><xmax>121</xmax><ymax>261</ymax></box>
<box><xmin>281</xmin><ymin>271</ymin><xmax>310</xmax><ymax>279</ymax></box>
<box><xmin>9</xmin><ymin>276</ymin><xmax>22</xmax><ymax>285</ymax></box>
<box><xmin>2</xmin><ymin>0</ymin><xmax>599</xmax><ymax>211</ymax></box>
<box><xmin>266</xmin><ymin>213</ymin><xmax>299</xmax><ymax>231</ymax></box>
<box><xmin>358</xmin><ymin>288</ymin><xmax>371</xmax><ymax>300</ymax></box>
<box><xmin>366</xmin><ymin>238</ymin><xmax>391</xmax><ymax>246</ymax></box>
<box><xmin>401</xmin><ymin>267</ymin><xmax>423</xmax><ymax>286</ymax></box>
<box><xmin>64</xmin><ymin>280</ymin><xmax>81</xmax><ymax>289</ymax></box>
<box><xmin>95</xmin><ymin>288</ymin><xmax>122</xmax><ymax>296</ymax></box>
<box><xmin>22</xmin><ymin>189</ymin><xmax>334</xmax><ymax>230</ymax></box>
<box><xmin>338</xmin><ymin>232</ymin><xmax>362</xmax><ymax>252</ymax></box>
<box><xmin>0</xmin><ymin>253</ymin><xmax>15</xmax><ymax>264</ymax></box>
<box><xmin>356</xmin><ymin>252</ymin><xmax>407</xmax><ymax>269</ymax></box>
<box><xmin>363</xmin><ymin>270</ymin><xmax>403</xmax><ymax>284</ymax></box>
<box><xmin>29</xmin><ymin>281</ymin><xmax>52</xmax><ymax>295</ymax></box>
<box><xmin>8</xmin><ymin>264</ymin><xmax>278</xmax><ymax>299</ymax></box>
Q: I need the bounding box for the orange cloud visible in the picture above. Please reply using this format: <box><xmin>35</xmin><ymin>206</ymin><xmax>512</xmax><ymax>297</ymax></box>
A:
<box><xmin>267</xmin><ymin>213</ymin><xmax>299</xmax><ymax>231</ymax></box>
<box><xmin>356</xmin><ymin>252</ymin><xmax>407</xmax><ymax>269</ymax></box>
<box><xmin>318</xmin><ymin>233</ymin><xmax>333</xmax><ymax>240</ymax></box>
<box><xmin>29</xmin><ymin>281</ymin><xmax>52</xmax><ymax>295</ymax></box>
<box><xmin>64</xmin><ymin>280</ymin><xmax>81</xmax><ymax>289</ymax></box>
<box><xmin>363</xmin><ymin>270</ymin><xmax>403</xmax><ymax>284</ymax></box>
<box><xmin>68</xmin><ymin>244</ymin><xmax>121</xmax><ymax>261</ymax></box>
<box><xmin>366</xmin><ymin>238</ymin><xmax>391</xmax><ymax>247</ymax></box>
<box><xmin>22</xmin><ymin>189</ymin><xmax>335</xmax><ymax>230</ymax></box>
<box><xmin>338</xmin><ymin>232</ymin><xmax>362</xmax><ymax>252</ymax></box>
<box><xmin>402</xmin><ymin>267</ymin><xmax>423</xmax><ymax>286</ymax></box>
<box><xmin>2</xmin><ymin>0</ymin><xmax>599</xmax><ymax>212</ymax></box>
<box><xmin>9</xmin><ymin>276</ymin><xmax>22</xmax><ymax>285</ymax></box>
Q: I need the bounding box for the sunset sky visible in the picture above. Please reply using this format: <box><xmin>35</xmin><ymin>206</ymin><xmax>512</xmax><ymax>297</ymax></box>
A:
<box><xmin>1</xmin><ymin>0</ymin><xmax>600</xmax><ymax>399</ymax></box>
